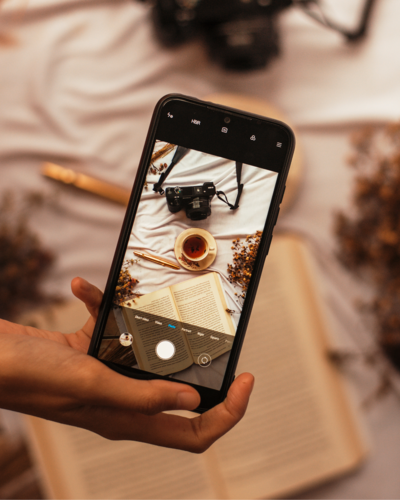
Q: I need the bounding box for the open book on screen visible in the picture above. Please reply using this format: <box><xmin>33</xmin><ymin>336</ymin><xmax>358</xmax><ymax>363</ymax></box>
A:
<box><xmin>118</xmin><ymin>272</ymin><xmax>235</xmax><ymax>376</ymax></box>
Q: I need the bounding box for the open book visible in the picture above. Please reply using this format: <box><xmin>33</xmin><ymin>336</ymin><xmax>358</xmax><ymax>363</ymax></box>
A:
<box><xmin>21</xmin><ymin>235</ymin><xmax>368</xmax><ymax>499</ymax></box>
<box><xmin>102</xmin><ymin>272</ymin><xmax>235</xmax><ymax>376</ymax></box>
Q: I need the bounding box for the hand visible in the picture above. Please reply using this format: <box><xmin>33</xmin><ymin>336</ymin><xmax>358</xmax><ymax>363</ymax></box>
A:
<box><xmin>0</xmin><ymin>278</ymin><xmax>254</xmax><ymax>452</ymax></box>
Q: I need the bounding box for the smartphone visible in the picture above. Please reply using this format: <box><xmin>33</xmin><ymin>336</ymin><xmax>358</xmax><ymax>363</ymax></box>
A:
<box><xmin>88</xmin><ymin>94</ymin><xmax>295</xmax><ymax>413</ymax></box>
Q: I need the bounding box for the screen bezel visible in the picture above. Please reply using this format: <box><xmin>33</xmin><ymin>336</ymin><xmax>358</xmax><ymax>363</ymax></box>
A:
<box><xmin>88</xmin><ymin>94</ymin><xmax>295</xmax><ymax>412</ymax></box>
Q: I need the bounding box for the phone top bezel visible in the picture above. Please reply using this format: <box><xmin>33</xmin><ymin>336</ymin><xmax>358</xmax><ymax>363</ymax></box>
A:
<box><xmin>88</xmin><ymin>94</ymin><xmax>295</xmax><ymax>413</ymax></box>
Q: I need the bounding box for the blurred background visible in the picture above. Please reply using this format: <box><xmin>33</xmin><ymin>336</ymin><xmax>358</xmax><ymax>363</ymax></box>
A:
<box><xmin>1</xmin><ymin>0</ymin><xmax>400</xmax><ymax>498</ymax></box>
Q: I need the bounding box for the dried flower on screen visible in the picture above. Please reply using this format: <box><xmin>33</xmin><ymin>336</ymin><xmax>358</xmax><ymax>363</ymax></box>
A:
<box><xmin>151</xmin><ymin>143</ymin><xmax>176</xmax><ymax>163</ymax></box>
<box><xmin>225</xmin><ymin>308</ymin><xmax>236</xmax><ymax>315</ymax></box>
<box><xmin>227</xmin><ymin>231</ymin><xmax>262</xmax><ymax>298</ymax></box>
<box><xmin>113</xmin><ymin>259</ymin><xmax>142</xmax><ymax>306</ymax></box>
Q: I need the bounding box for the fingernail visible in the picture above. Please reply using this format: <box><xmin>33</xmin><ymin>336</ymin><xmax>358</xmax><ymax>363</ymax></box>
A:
<box><xmin>177</xmin><ymin>391</ymin><xmax>200</xmax><ymax>409</ymax></box>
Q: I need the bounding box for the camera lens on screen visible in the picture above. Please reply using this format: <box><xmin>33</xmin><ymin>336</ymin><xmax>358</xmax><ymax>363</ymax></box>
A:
<box><xmin>224</xmin><ymin>117</ymin><xmax>231</xmax><ymax>124</ymax></box>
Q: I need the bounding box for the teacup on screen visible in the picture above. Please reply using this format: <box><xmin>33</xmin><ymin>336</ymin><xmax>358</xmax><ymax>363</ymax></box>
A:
<box><xmin>182</xmin><ymin>234</ymin><xmax>209</xmax><ymax>262</ymax></box>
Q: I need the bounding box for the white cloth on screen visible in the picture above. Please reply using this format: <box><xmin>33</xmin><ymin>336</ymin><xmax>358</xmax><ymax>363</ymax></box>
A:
<box><xmin>124</xmin><ymin>144</ymin><xmax>277</xmax><ymax>388</ymax></box>
<box><xmin>127</xmin><ymin>143</ymin><xmax>277</xmax><ymax>307</ymax></box>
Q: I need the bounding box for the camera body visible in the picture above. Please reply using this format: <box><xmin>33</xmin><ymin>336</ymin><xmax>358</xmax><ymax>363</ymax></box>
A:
<box><xmin>139</xmin><ymin>0</ymin><xmax>376</xmax><ymax>70</ymax></box>
<box><xmin>165</xmin><ymin>182</ymin><xmax>216</xmax><ymax>221</ymax></box>
<box><xmin>147</xmin><ymin>0</ymin><xmax>293</xmax><ymax>70</ymax></box>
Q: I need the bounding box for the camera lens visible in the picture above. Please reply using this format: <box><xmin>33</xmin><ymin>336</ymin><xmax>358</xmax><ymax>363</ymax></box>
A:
<box><xmin>224</xmin><ymin>117</ymin><xmax>231</xmax><ymax>124</ymax></box>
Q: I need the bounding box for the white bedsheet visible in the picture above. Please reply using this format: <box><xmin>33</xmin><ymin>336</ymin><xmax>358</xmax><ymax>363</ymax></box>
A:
<box><xmin>1</xmin><ymin>0</ymin><xmax>399</xmax><ymax>296</ymax></box>
<box><xmin>1</xmin><ymin>0</ymin><xmax>400</xmax><ymax>496</ymax></box>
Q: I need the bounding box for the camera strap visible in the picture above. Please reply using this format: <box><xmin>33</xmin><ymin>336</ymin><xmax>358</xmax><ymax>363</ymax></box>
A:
<box><xmin>216</xmin><ymin>162</ymin><xmax>243</xmax><ymax>210</ymax></box>
<box><xmin>153</xmin><ymin>146</ymin><xmax>190</xmax><ymax>195</ymax></box>
<box><xmin>153</xmin><ymin>148</ymin><xmax>243</xmax><ymax>210</ymax></box>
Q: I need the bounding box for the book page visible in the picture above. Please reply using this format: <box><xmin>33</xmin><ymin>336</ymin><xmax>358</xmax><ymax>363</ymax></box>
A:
<box><xmin>121</xmin><ymin>287</ymin><xmax>194</xmax><ymax>375</ymax></box>
<box><xmin>24</xmin><ymin>416</ymin><xmax>216</xmax><ymax>500</ymax></box>
<box><xmin>124</xmin><ymin>287</ymin><xmax>181</xmax><ymax>322</ymax></box>
<box><xmin>183</xmin><ymin>327</ymin><xmax>233</xmax><ymax>363</ymax></box>
<box><xmin>170</xmin><ymin>273</ymin><xmax>236</xmax><ymax>362</ymax></box>
<box><xmin>211</xmin><ymin>235</ymin><xmax>366</xmax><ymax>499</ymax></box>
<box><xmin>122</xmin><ymin>305</ymin><xmax>194</xmax><ymax>376</ymax></box>
<box><xmin>171</xmin><ymin>273</ymin><xmax>235</xmax><ymax>335</ymax></box>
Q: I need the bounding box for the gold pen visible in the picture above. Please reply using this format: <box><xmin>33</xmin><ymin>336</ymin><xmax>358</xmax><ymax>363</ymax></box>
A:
<box><xmin>134</xmin><ymin>251</ymin><xmax>180</xmax><ymax>270</ymax></box>
<box><xmin>41</xmin><ymin>162</ymin><xmax>131</xmax><ymax>205</ymax></box>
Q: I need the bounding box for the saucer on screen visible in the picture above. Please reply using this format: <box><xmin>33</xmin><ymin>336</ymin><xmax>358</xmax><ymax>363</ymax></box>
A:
<box><xmin>174</xmin><ymin>228</ymin><xmax>217</xmax><ymax>272</ymax></box>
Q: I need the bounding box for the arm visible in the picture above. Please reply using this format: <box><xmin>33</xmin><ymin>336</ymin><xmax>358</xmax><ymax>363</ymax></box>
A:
<box><xmin>0</xmin><ymin>278</ymin><xmax>254</xmax><ymax>453</ymax></box>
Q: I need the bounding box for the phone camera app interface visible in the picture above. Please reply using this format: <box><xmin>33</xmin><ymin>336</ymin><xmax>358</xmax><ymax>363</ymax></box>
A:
<box><xmin>98</xmin><ymin>141</ymin><xmax>278</xmax><ymax>390</ymax></box>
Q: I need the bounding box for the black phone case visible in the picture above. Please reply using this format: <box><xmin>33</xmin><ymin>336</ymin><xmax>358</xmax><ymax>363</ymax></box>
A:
<box><xmin>88</xmin><ymin>94</ymin><xmax>295</xmax><ymax>412</ymax></box>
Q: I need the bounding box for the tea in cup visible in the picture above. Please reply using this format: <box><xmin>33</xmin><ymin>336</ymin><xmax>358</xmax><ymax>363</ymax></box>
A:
<box><xmin>182</xmin><ymin>234</ymin><xmax>209</xmax><ymax>262</ymax></box>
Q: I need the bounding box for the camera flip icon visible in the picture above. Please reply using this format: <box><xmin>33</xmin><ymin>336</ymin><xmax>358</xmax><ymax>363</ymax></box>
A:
<box><xmin>198</xmin><ymin>353</ymin><xmax>212</xmax><ymax>368</ymax></box>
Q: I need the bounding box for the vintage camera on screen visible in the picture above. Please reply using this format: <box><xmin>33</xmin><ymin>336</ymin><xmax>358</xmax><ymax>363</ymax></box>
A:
<box><xmin>144</xmin><ymin>0</ymin><xmax>293</xmax><ymax>71</ymax></box>
<box><xmin>166</xmin><ymin>182</ymin><xmax>216</xmax><ymax>221</ymax></box>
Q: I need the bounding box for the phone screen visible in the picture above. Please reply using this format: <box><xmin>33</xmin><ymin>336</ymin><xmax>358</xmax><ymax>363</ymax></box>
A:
<box><xmin>91</xmin><ymin>96</ymin><xmax>292</xmax><ymax>398</ymax></box>
<box><xmin>97</xmin><ymin>141</ymin><xmax>279</xmax><ymax>391</ymax></box>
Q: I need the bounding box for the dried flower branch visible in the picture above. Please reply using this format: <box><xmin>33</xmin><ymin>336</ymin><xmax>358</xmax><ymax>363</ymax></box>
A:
<box><xmin>149</xmin><ymin>162</ymin><xmax>168</xmax><ymax>176</ymax></box>
<box><xmin>227</xmin><ymin>231</ymin><xmax>262</xmax><ymax>298</ymax></box>
<box><xmin>148</xmin><ymin>144</ymin><xmax>176</xmax><ymax>177</ymax></box>
<box><xmin>113</xmin><ymin>259</ymin><xmax>142</xmax><ymax>306</ymax></box>
<box><xmin>334</xmin><ymin>123</ymin><xmax>400</xmax><ymax>371</ymax></box>
<box><xmin>151</xmin><ymin>143</ymin><xmax>176</xmax><ymax>163</ymax></box>
<box><xmin>0</xmin><ymin>190</ymin><xmax>56</xmax><ymax>320</ymax></box>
